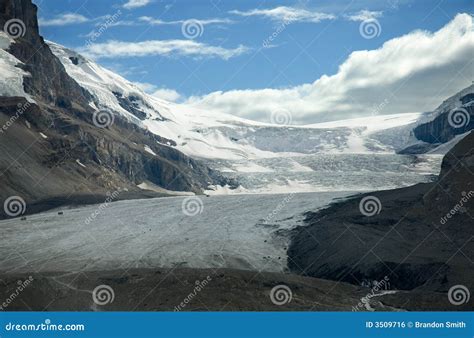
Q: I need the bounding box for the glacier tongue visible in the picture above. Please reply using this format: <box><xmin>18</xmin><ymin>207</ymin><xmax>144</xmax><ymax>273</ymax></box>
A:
<box><xmin>0</xmin><ymin>192</ymin><xmax>352</xmax><ymax>273</ymax></box>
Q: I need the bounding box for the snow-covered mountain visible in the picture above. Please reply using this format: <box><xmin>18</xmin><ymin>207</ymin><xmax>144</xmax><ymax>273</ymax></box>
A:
<box><xmin>48</xmin><ymin>41</ymin><xmax>432</xmax><ymax>161</ymax></box>
<box><xmin>0</xmin><ymin>1</ymin><xmax>470</xmax><ymax>199</ymax></box>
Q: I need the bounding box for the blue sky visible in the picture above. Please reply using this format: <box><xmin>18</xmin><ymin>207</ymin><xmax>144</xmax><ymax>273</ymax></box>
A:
<box><xmin>34</xmin><ymin>0</ymin><xmax>474</xmax><ymax>123</ymax></box>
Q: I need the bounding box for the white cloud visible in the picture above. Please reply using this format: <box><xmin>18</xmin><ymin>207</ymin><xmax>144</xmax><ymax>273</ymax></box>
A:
<box><xmin>39</xmin><ymin>13</ymin><xmax>89</xmax><ymax>26</ymax></box>
<box><xmin>133</xmin><ymin>82</ymin><xmax>158</xmax><ymax>92</ymax></box>
<box><xmin>186</xmin><ymin>14</ymin><xmax>474</xmax><ymax>124</ymax></box>
<box><xmin>80</xmin><ymin>39</ymin><xmax>248</xmax><ymax>60</ymax></box>
<box><xmin>123</xmin><ymin>0</ymin><xmax>151</xmax><ymax>10</ymax></box>
<box><xmin>139</xmin><ymin>16</ymin><xmax>233</xmax><ymax>26</ymax></box>
<box><xmin>229</xmin><ymin>6</ymin><xmax>336</xmax><ymax>23</ymax></box>
<box><xmin>133</xmin><ymin>82</ymin><xmax>181</xmax><ymax>102</ymax></box>
<box><xmin>345</xmin><ymin>10</ymin><xmax>383</xmax><ymax>22</ymax></box>
<box><xmin>152</xmin><ymin>88</ymin><xmax>181</xmax><ymax>101</ymax></box>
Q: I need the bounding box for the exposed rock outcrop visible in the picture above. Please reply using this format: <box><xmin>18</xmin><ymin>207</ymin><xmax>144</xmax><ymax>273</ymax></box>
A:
<box><xmin>0</xmin><ymin>0</ymin><xmax>232</xmax><ymax>218</ymax></box>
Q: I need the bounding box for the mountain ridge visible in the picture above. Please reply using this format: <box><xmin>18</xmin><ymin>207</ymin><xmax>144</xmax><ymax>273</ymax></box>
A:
<box><xmin>0</xmin><ymin>0</ymin><xmax>232</xmax><ymax>218</ymax></box>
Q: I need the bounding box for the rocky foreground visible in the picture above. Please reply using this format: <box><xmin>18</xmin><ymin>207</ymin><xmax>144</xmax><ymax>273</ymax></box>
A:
<box><xmin>0</xmin><ymin>268</ymin><xmax>465</xmax><ymax>311</ymax></box>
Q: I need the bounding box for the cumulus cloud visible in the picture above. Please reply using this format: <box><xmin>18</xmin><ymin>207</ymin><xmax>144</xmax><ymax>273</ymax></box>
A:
<box><xmin>344</xmin><ymin>10</ymin><xmax>383</xmax><ymax>22</ymax></box>
<box><xmin>185</xmin><ymin>14</ymin><xmax>474</xmax><ymax>124</ymax></box>
<box><xmin>80</xmin><ymin>40</ymin><xmax>248</xmax><ymax>60</ymax></box>
<box><xmin>151</xmin><ymin>88</ymin><xmax>181</xmax><ymax>101</ymax></box>
<box><xmin>39</xmin><ymin>13</ymin><xmax>89</xmax><ymax>26</ymax></box>
<box><xmin>123</xmin><ymin>0</ymin><xmax>151</xmax><ymax>10</ymax></box>
<box><xmin>229</xmin><ymin>6</ymin><xmax>336</xmax><ymax>23</ymax></box>
<box><xmin>134</xmin><ymin>82</ymin><xmax>181</xmax><ymax>101</ymax></box>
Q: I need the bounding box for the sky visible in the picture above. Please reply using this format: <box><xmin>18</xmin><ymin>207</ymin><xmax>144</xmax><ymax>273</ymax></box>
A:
<box><xmin>34</xmin><ymin>0</ymin><xmax>474</xmax><ymax>124</ymax></box>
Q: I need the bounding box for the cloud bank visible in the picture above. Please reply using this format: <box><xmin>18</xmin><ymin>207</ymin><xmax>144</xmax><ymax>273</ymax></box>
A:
<box><xmin>186</xmin><ymin>14</ymin><xmax>474</xmax><ymax>124</ymax></box>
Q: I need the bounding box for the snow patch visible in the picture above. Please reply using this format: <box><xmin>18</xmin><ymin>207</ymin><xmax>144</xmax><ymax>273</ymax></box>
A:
<box><xmin>144</xmin><ymin>145</ymin><xmax>156</xmax><ymax>156</ymax></box>
<box><xmin>76</xmin><ymin>159</ymin><xmax>86</xmax><ymax>168</ymax></box>
<box><xmin>0</xmin><ymin>32</ymin><xmax>34</xmax><ymax>102</ymax></box>
<box><xmin>137</xmin><ymin>181</ymin><xmax>194</xmax><ymax>196</ymax></box>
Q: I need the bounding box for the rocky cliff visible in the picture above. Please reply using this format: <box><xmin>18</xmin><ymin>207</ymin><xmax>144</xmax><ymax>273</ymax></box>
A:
<box><xmin>400</xmin><ymin>84</ymin><xmax>473</xmax><ymax>154</ymax></box>
<box><xmin>0</xmin><ymin>0</ymin><xmax>231</xmax><ymax>218</ymax></box>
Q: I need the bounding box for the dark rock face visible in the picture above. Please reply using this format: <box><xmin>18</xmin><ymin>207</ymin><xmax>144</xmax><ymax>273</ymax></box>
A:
<box><xmin>0</xmin><ymin>0</ymin><xmax>92</xmax><ymax>107</ymax></box>
<box><xmin>0</xmin><ymin>0</ymin><xmax>232</xmax><ymax>216</ymax></box>
<box><xmin>413</xmin><ymin>105</ymin><xmax>473</xmax><ymax>144</ymax></box>
<box><xmin>288</xmin><ymin>132</ymin><xmax>473</xmax><ymax>292</ymax></box>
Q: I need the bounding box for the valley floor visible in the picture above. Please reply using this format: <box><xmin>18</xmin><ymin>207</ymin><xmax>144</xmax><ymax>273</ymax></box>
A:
<box><xmin>0</xmin><ymin>268</ymin><xmax>458</xmax><ymax>311</ymax></box>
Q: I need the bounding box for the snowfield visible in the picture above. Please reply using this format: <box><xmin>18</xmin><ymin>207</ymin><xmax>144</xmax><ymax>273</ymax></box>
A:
<box><xmin>0</xmin><ymin>32</ymin><xmax>34</xmax><ymax>102</ymax></box>
<box><xmin>47</xmin><ymin>41</ymin><xmax>434</xmax><ymax>162</ymax></box>
<box><xmin>0</xmin><ymin>192</ymin><xmax>352</xmax><ymax>274</ymax></box>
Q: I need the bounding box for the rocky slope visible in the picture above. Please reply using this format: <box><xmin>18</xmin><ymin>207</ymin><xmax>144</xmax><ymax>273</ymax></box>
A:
<box><xmin>288</xmin><ymin>131</ymin><xmax>473</xmax><ymax>297</ymax></box>
<box><xmin>0</xmin><ymin>0</ymin><xmax>230</xmax><ymax>218</ymax></box>
<box><xmin>0</xmin><ymin>267</ymin><xmax>454</xmax><ymax>311</ymax></box>
<box><xmin>400</xmin><ymin>84</ymin><xmax>474</xmax><ymax>154</ymax></box>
